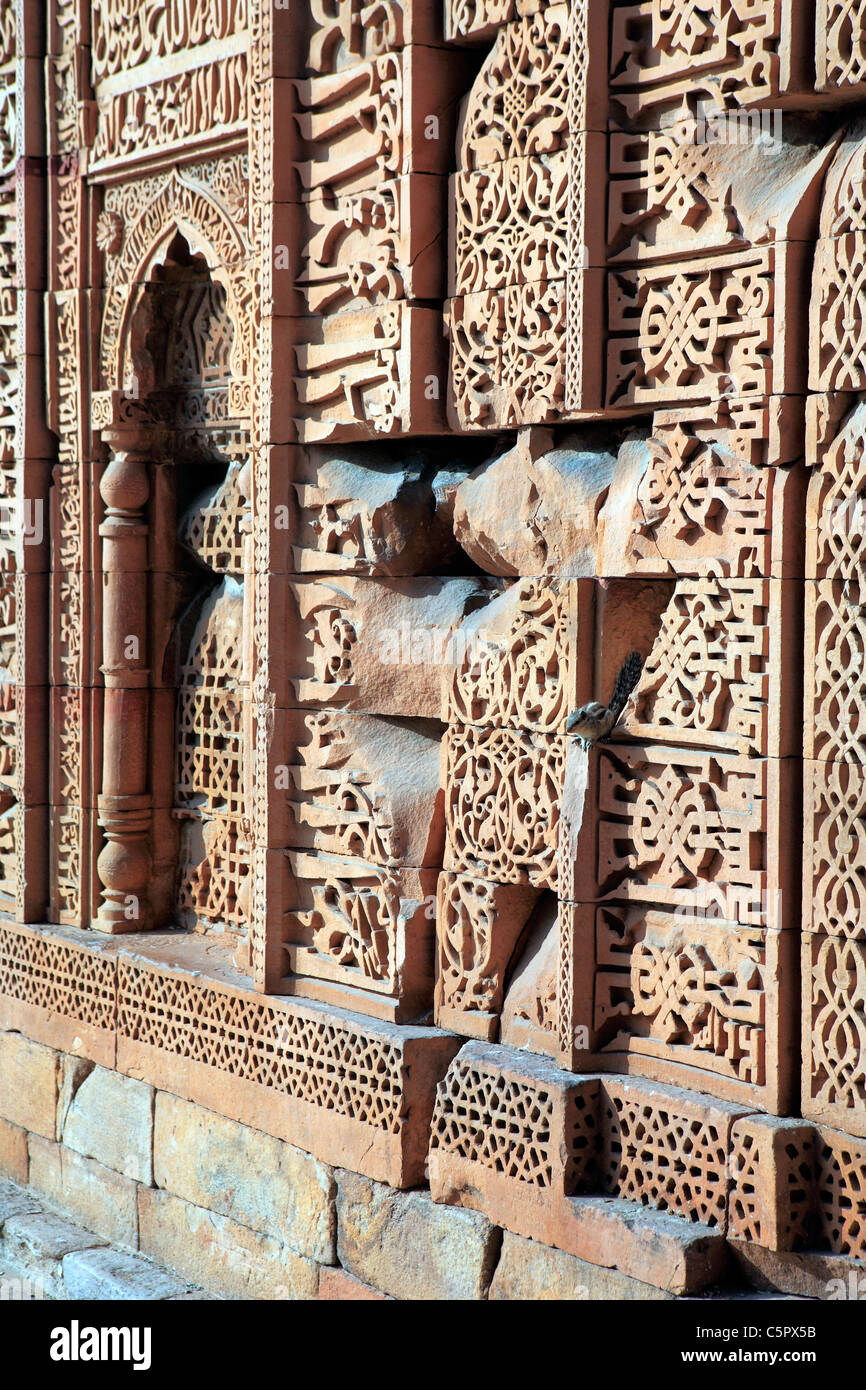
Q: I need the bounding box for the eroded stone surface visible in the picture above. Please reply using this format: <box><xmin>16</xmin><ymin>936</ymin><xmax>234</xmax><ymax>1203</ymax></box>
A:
<box><xmin>2</xmin><ymin>0</ymin><xmax>865</xmax><ymax>1306</ymax></box>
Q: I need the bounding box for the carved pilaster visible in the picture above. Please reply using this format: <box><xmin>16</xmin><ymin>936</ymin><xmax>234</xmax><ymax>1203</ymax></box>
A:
<box><xmin>94</xmin><ymin>431</ymin><xmax>152</xmax><ymax>931</ymax></box>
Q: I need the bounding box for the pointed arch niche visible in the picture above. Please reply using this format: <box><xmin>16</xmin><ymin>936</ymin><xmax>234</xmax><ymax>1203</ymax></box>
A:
<box><xmin>88</xmin><ymin>173</ymin><xmax>253</xmax><ymax>956</ymax></box>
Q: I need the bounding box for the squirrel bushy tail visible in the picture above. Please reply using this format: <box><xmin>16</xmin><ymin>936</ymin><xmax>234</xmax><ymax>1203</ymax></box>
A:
<box><xmin>608</xmin><ymin>650</ymin><xmax>643</xmax><ymax>722</ymax></box>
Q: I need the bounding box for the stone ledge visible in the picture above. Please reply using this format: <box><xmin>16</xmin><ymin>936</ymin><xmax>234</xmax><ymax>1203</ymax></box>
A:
<box><xmin>490</xmin><ymin>1229</ymin><xmax>677</xmax><ymax>1300</ymax></box>
<box><xmin>0</xmin><ymin>923</ymin><xmax>461</xmax><ymax>1188</ymax></box>
<box><xmin>429</xmin><ymin>1151</ymin><xmax>727</xmax><ymax>1296</ymax></box>
<box><xmin>0</xmin><ymin>1177</ymin><xmax>207</xmax><ymax>1300</ymax></box>
<box><xmin>729</xmin><ymin>1240</ymin><xmax>866</xmax><ymax>1301</ymax></box>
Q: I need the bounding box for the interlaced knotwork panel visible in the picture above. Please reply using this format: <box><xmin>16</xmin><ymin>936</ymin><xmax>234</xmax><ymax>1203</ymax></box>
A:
<box><xmin>595</xmin><ymin>907</ymin><xmax>769</xmax><ymax>1087</ymax></box>
<box><xmin>807</xmin><ymin>399</ymin><xmax>866</xmax><ymax>584</ymax></box>
<box><xmin>444</xmin><ymin>580</ymin><xmax>576</xmax><ymax>733</ymax></box>
<box><xmin>806</xmin><ymin>932</ymin><xmax>866</xmax><ymax>1125</ymax></box>
<box><xmin>596</xmin><ymin>745</ymin><xmax>766</xmax><ymax>916</ymax></box>
<box><xmin>817</xmin><ymin>0</ymin><xmax>866</xmax><ymax>92</ymax></box>
<box><xmin>608</xmin><ymin>250</ymin><xmax>775</xmax><ymax>408</ymax></box>
<box><xmin>443</xmin><ymin>725</ymin><xmax>564</xmax><ymax>888</ymax></box>
<box><xmin>0</xmin><ymin>16</ymin><xmax>18</xmax><ymax>918</ymax></box>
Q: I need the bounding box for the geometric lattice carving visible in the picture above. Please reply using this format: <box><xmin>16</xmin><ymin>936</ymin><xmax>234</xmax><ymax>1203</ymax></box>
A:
<box><xmin>431</xmin><ymin>1054</ymin><xmax>557</xmax><ymax>1186</ymax></box>
<box><xmin>811</xmin><ymin>232</ymin><xmax>866</xmax><ymax>392</ymax></box>
<box><xmin>815</xmin><ymin>1128</ymin><xmax>866</xmax><ymax>1259</ymax></box>
<box><xmin>0</xmin><ymin>923</ymin><xmax>116</xmax><ymax>1032</ymax></box>
<box><xmin>608</xmin><ymin>250</ymin><xmax>775</xmax><ymax>409</ymax></box>
<box><xmin>430</xmin><ymin>1042</ymin><xmax>598</xmax><ymax>1190</ymax></box>
<box><xmin>600</xmin><ymin>1077</ymin><xmax>743</xmax><ymax>1228</ymax></box>
<box><xmin>595</xmin><ymin>745</ymin><xmax>767</xmax><ymax>918</ymax></box>
<box><xmin>628</xmin><ymin>580</ymin><xmax>770</xmax><ymax>756</ymax></box>
<box><xmin>728</xmin><ymin>1117</ymin><xmax>815</xmax><ymax>1252</ymax></box>
<box><xmin>117</xmin><ymin>959</ymin><xmax>408</xmax><ymax>1133</ymax></box>
<box><xmin>179</xmin><ymin>459</ymin><xmax>248</xmax><ymax>577</ymax></box>
<box><xmin>174</xmin><ymin>492</ymin><xmax>249</xmax><ymax>934</ymax></box>
<box><xmin>805</xmin><ymin>582</ymin><xmax>866</xmax><ymax>767</ymax></box>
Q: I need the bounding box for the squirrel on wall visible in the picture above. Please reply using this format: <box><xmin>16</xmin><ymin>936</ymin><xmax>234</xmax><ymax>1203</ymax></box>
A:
<box><xmin>565</xmin><ymin>650</ymin><xmax>644</xmax><ymax>750</ymax></box>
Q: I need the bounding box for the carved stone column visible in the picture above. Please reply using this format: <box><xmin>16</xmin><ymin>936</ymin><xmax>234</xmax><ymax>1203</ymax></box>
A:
<box><xmin>94</xmin><ymin>422</ymin><xmax>153</xmax><ymax>931</ymax></box>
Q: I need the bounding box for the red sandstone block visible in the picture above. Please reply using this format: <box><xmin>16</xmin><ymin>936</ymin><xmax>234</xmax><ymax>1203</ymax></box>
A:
<box><xmin>814</xmin><ymin>1126</ymin><xmax>866</xmax><ymax>1260</ymax></box>
<box><xmin>610</xmin><ymin>0</ymin><xmax>811</xmax><ymax>119</ymax></box>
<box><xmin>138</xmin><ymin>1187</ymin><xmax>319</xmax><ymax>1300</ymax></box>
<box><xmin>0</xmin><ymin>921</ymin><xmax>117</xmax><ymax>1066</ymax></box>
<box><xmin>728</xmin><ymin>1116</ymin><xmax>815</xmax><ymax>1252</ymax></box>
<box><xmin>306</xmin><ymin>0</ymin><xmax>444</xmax><ymax>67</ymax></box>
<box><xmin>817</xmin><ymin>0</ymin><xmax>866</xmax><ymax>95</ymax></box>
<box><xmin>801</xmin><ymin>928</ymin><xmax>866</xmax><ymax>1139</ymax></box>
<box><xmin>598</xmin><ymin>432</ymin><xmax>807</xmax><ymax>581</ymax></box>
<box><xmin>429</xmin><ymin>1042</ymin><xmax>599</xmax><ymax>1198</ymax></box>
<box><xmin>285</xmin><ymin>850</ymin><xmax>437</xmax><ymax>1024</ymax></box>
<box><xmin>306</xmin><ymin>175</ymin><xmax>445</xmax><ymax>310</ymax></box>
<box><xmin>445</xmin><ymin>280</ymin><xmax>567</xmax><ymax>431</ymax></box>
<box><xmin>609</xmin><ymin>243</ymin><xmax>812</xmax><ymax>413</ymax></box>
<box><xmin>294</xmin><ymin>303</ymin><xmax>446</xmax><ymax>443</ymax></box>
<box><xmin>599</xmin><ymin>1075</ymin><xmax>750</xmax><ymax>1231</ymax></box>
<box><xmin>446</xmin><ymin>0</ymin><xmax>541</xmax><ymax>44</ymax></box>
<box><xmin>434</xmin><ymin>872</ymin><xmax>540</xmax><ymax>1041</ymax></box>
<box><xmin>294</xmin><ymin>47</ymin><xmax>473</xmax><ymax>198</ymax></box>
<box><xmin>0</xmin><ymin>1117</ymin><xmax>29</xmax><ymax>1184</ymax></box>
<box><xmin>0</xmin><ymin>1029</ymin><xmax>58</xmax><ymax>1139</ymax></box>
<box><xmin>318</xmin><ymin>1266</ymin><xmax>390</xmax><ymax>1300</ymax></box>
<box><xmin>588</xmin><ymin>904</ymin><xmax>797</xmax><ymax>1114</ymax></box>
<box><xmin>429</xmin><ymin>1044</ymin><xmax>725</xmax><ymax>1295</ymax></box>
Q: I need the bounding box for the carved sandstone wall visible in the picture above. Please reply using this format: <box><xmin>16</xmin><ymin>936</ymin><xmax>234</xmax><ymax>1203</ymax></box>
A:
<box><xmin>0</xmin><ymin>0</ymin><xmax>865</xmax><ymax>1300</ymax></box>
